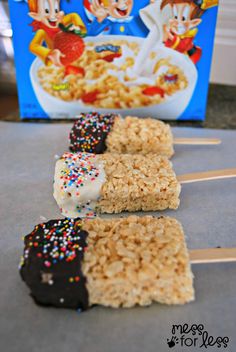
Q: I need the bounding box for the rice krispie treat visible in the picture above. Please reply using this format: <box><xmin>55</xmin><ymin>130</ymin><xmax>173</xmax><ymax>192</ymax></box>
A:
<box><xmin>69</xmin><ymin>113</ymin><xmax>174</xmax><ymax>158</ymax></box>
<box><xmin>20</xmin><ymin>216</ymin><xmax>194</xmax><ymax>310</ymax></box>
<box><xmin>53</xmin><ymin>152</ymin><xmax>180</xmax><ymax>217</ymax></box>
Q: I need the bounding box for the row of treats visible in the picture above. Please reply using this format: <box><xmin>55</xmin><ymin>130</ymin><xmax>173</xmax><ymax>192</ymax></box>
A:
<box><xmin>19</xmin><ymin>112</ymin><xmax>225</xmax><ymax>311</ymax></box>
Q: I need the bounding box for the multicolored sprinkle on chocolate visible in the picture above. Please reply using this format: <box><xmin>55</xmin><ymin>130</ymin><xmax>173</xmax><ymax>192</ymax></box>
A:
<box><xmin>20</xmin><ymin>218</ymin><xmax>89</xmax><ymax>310</ymax></box>
<box><xmin>69</xmin><ymin>112</ymin><xmax>116</xmax><ymax>153</ymax></box>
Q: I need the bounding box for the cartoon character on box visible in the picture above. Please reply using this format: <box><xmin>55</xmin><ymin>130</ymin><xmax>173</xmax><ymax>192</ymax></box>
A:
<box><xmin>161</xmin><ymin>0</ymin><xmax>218</xmax><ymax>64</ymax></box>
<box><xmin>28</xmin><ymin>0</ymin><xmax>87</xmax><ymax>66</ymax></box>
<box><xmin>84</xmin><ymin>0</ymin><xmax>153</xmax><ymax>37</ymax></box>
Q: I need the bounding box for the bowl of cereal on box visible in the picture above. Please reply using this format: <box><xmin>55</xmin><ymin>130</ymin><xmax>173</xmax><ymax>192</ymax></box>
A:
<box><xmin>30</xmin><ymin>35</ymin><xmax>197</xmax><ymax>119</ymax></box>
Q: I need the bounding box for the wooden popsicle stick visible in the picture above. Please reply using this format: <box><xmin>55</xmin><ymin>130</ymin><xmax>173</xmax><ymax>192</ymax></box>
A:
<box><xmin>174</xmin><ymin>138</ymin><xmax>221</xmax><ymax>145</ymax></box>
<box><xmin>177</xmin><ymin>168</ymin><xmax>236</xmax><ymax>184</ymax></box>
<box><xmin>189</xmin><ymin>248</ymin><xmax>236</xmax><ymax>264</ymax></box>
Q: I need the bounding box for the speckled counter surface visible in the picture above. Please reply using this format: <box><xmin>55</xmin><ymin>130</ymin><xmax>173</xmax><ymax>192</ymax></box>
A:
<box><xmin>169</xmin><ymin>84</ymin><xmax>236</xmax><ymax>129</ymax></box>
<box><xmin>0</xmin><ymin>122</ymin><xmax>236</xmax><ymax>352</ymax></box>
<box><xmin>176</xmin><ymin>84</ymin><xmax>236</xmax><ymax>129</ymax></box>
<box><xmin>203</xmin><ymin>85</ymin><xmax>236</xmax><ymax>129</ymax></box>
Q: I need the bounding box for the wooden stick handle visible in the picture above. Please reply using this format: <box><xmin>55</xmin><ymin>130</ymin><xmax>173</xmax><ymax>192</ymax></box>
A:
<box><xmin>174</xmin><ymin>138</ymin><xmax>221</xmax><ymax>145</ymax></box>
<box><xmin>177</xmin><ymin>168</ymin><xmax>236</xmax><ymax>184</ymax></box>
<box><xmin>189</xmin><ymin>248</ymin><xmax>236</xmax><ymax>264</ymax></box>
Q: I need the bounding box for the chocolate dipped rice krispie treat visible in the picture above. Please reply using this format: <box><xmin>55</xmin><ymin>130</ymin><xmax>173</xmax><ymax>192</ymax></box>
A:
<box><xmin>69</xmin><ymin>113</ymin><xmax>174</xmax><ymax>158</ymax></box>
<box><xmin>20</xmin><ymin>216</ymin><xmax>194</xmax><ymax>310</ymax></box>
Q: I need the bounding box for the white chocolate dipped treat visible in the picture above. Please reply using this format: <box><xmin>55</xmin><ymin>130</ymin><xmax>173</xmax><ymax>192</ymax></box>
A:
<box><xmin>53</xmin><ymin>152</ymin><xmax>106</xmax><ymax>218</ymax></box>
<box><xmin>54</xmin><ymin>152</ymin><xmax>180</xmax><ymax>216</ymax></box>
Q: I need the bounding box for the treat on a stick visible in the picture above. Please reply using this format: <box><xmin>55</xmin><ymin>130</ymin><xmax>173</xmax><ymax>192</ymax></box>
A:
<box><xmin>53</xmin><ymin>152</ymin><xmax>180</xmax><ymax>217</ymax></box>
<box><xmin>53</xmin><ymin>152</ymin><xmax>236</xmax><ymax>218</ymax></box>
<box><xmin>19</xmin><ymin>216</ymin><xmax>236</xmax><ymax>310</ymax></box>
<box><xmin>19</xmin><ymin>216</ymin><xmax>194</xmax><ymax>310</ymax></box>
<box><xmin>69</xmin><ymin>113</ymin><xmax>221</xmax><ymax>157</ymax></box>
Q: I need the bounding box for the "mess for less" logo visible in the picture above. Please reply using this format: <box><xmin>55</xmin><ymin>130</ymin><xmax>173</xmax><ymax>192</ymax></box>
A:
<box><xmin>166</xmin><ymin>324</ymin><xmax>229</xmax><ymax>349</ymax></box>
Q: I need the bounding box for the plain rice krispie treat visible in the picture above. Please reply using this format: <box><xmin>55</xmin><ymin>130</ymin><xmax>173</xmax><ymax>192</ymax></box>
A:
<box><xmin>53</xmin><ymin>152</ymin><xmax>180</xmax><ymax>217</ymax></box>
<box><xmin>106</xmin><ymin>115</ymin><xmax>174</xmax><ymax>157</ymax></box>
<box><xmin>69</xmin><ymin>113</ymin><xmax>174</xmax><ymax>158</ymax></box>
<box><xmin>98</xmin><ymin>153</ymin><xmax>180</xmax><ymax>213</ymax></box>
<box><xmin>20</xmin><ymin>216</ymin><xmax>194</xmax><ymax>310</ymax></box>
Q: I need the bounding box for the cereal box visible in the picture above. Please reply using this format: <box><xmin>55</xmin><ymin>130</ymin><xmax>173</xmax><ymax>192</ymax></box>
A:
<box><xmin>8</xmin><ymin>0</ymin><xmax>219</xmax><ymax>120</ymax></box>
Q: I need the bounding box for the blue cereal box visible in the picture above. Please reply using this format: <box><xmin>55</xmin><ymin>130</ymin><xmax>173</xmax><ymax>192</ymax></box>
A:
<box><xmin>8</xmin><ymin>0</ymin><xmax>219</xmax><ymax>120</ymax></box>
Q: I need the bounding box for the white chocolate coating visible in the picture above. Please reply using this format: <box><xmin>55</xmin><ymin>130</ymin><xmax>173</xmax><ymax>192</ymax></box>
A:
<box><xmin>53</xmin><ymin>153</ymin><xmax>106</xmax><ymax>218</ymax></box>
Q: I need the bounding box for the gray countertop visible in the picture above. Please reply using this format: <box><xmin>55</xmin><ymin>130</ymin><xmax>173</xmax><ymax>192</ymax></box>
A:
<box><xmin>204</xmin><ymin>84</ymin><xmax>236</xmax><ymax>129</ymax></box>
<box><xmin>0</xmin><ymin>122</ymin><xmax>236</xmax><ymax>352</ymax></box>
<box><xmin>168</xmin><ymin>84</ymin><xmax>236</xmax><ymax>129</ymax></box>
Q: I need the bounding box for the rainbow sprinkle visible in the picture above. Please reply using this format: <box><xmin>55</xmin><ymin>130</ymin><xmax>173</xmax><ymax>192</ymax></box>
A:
<box><xmin>20</xmin><ymin>218</ymin><xmax>85</xmax><ymax>269</ymax></box>
<box><xmin>69</xmin><ymin>112</ymin><xmax>116</xmax><ymax>153</ymax></box>
<box><xmin>58</xmin><ymin>152</ymin><xmax>103</xmax><ymax>217</ymax></box>
<box><xmin>60</xmin><ymin>152</ymin><xmax>100</xmax><ymax>194</ymax></box>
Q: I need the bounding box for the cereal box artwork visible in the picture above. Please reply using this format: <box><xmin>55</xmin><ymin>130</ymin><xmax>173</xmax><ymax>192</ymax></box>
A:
<box><xmin>8</xmin><ymin>0</ymin><xmax>218</xmax><ymax>120</ymax></box>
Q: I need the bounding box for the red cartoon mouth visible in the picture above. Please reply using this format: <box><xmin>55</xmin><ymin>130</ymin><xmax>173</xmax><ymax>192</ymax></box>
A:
<box><xmin>48</xmin><ymin>20</ymin><xmax>57</xmax><ymax>27</ymax></box>
<box><xmin>116</xmin><ymin>8</ymin><xmax>128</xmax><ymax>16</ymax></box>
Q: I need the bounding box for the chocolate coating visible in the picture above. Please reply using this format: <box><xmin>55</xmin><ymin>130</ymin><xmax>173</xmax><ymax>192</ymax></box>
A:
<box><xmin>20</xmin><ymin>218</ymin><xmax>89</xmax><ymax>310</ymax></box>
<box><xmin>69</xmin><ymin>112</ymin><xmax>116</xmax><ymax>154</ymax></box>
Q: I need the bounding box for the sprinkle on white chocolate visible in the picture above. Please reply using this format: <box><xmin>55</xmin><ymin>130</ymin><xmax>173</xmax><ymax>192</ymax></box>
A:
<box><xmin>53</xmin><ymin>152</ymin><xmax>106</xmax><ymax>218</ymax></box>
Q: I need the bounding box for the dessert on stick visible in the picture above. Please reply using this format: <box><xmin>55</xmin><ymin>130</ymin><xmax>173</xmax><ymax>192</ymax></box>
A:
<box><xmin>69</xmin><ymin>113</ymin><xmax>221</xmax><ymax>158</ymax></box>
<box><xmin>53</xmin><ymin>152</ymin><xmax>180</xmax><ymax>217</ymax></box>
<box><xmin>19</xmin><ymin>216</ymin><xmax>194</xmax><ymax>310</ymax></box>
<box><xmin>53</xmin><ymin>152</ymin><xmax>236</xmax><ymax>217</ymax></box>
<box><xmin>19</xmin><ymin>216</ymin><xmax>236</xmax><ymax>311</ymax></box>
